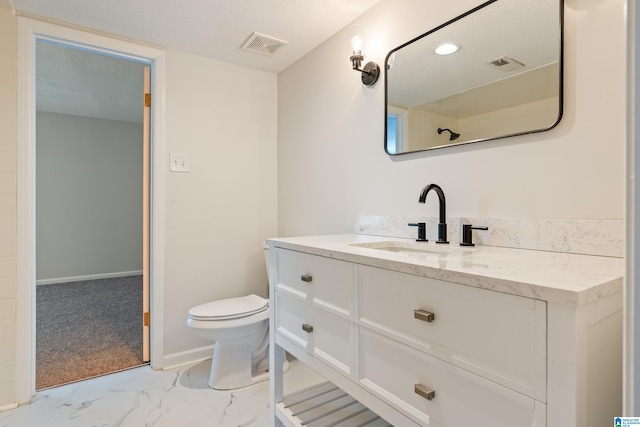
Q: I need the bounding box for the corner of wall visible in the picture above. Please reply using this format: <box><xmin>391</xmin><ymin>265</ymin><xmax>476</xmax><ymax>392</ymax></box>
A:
<box><xmin>0</xmin><ymin>7</ymin><xmax>18</xmax><ymax>407</ymax></box>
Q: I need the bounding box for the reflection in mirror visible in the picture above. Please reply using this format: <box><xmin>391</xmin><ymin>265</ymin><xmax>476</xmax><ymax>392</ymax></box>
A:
<box><xmin>385</xmin><ymin>0</ymin><xmax>563</xmax><ymax>155</ymax></box>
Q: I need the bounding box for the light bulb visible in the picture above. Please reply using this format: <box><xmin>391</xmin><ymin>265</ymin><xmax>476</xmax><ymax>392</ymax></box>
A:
<box><xmin>351</xmin><ymin>35</ymin><xmax>364</xmax><ymax>54</ymax></box>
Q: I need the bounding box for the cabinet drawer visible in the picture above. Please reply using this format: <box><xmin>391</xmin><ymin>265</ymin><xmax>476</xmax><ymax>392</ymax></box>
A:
<box><xmin>276</xmin><ymin>292</ymin><xmax>354</xmax><ymax>378</ymax></box>
<box><xmin>358</xmin><ymin>265</ymin><xmax>546</xmax><ymax>400</ymax></box>
<box><xmin>358</xmin><ymin>328</ymin><xmax>546</xmax><ymax>427</ymax></box>
<box><xmin>275</xmin><ymin>249</ymin><xmax>353</xmax><ymax>316</ymax></box>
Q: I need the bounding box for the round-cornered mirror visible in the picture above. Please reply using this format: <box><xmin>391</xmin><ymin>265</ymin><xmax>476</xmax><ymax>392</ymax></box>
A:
<box><xmin>385</xmin><ymin>0</ymin><xmax>563</xmax><ymax>155</ymax></box>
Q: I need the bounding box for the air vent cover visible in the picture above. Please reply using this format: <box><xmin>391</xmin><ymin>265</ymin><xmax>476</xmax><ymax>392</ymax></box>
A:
<box><xmin>241</xmin><ymin>32</ymin><xmax>288</xmax><ymax>57</ymax></box>
<box><xmin>488</xmin><ymin>56</ymin><xmax>525</xmax><ymax>72</ymax></box>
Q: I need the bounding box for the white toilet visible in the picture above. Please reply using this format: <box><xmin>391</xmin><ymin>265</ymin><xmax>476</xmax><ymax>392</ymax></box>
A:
<box><xmin>186</xmin><ymin>243</ymin><xmax>287</xmax><ymax>390</ymax></box>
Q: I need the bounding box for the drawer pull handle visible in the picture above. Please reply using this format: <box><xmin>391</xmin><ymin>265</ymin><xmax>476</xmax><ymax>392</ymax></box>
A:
<box><xmin>302</xmin><ymin>323</ymin><xmax>314</xmax><ymax>333</ymax></box>
<box><xmin>414</xmin><ymin>309</ymin><xmax>435</xmax><ymax>323</ymax></box>
<box><xmin>414</xmin><ymin>384</ymin><xmax>435</xmax><ymax>401</ymax></box>
<box><xmin>301</xmin><ymin>274</ymin><xmax>313</xmax><ymax>283</ymax></box>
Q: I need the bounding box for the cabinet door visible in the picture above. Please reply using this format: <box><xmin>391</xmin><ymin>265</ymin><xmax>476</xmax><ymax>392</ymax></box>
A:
<box><xmin>276</xmin><ymin>292</ymin><xmax>354</xmax><ymax>378</ymax></box>
<box><xmin>358</xmin><ymin>328</ymin><xmax>546</xmax><ymax>427</ymax></box>
<box><xmin>358</xmin><ymin>265</ymin><xmax>546</xmax><ymax>400</ymax></box>
<box><xmin>275</xmin><ymin>249</ymin><xmax>353</xmax><ymax>316</ymax></box>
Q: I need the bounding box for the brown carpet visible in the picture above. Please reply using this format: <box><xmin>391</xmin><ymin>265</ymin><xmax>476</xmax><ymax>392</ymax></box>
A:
<box><xmin>36</xmin><ymin>275</ymin><xmax>146</xmax><ymax>390</ymax></box>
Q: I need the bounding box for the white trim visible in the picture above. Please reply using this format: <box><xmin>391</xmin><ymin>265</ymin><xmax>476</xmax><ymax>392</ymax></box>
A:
<box><xmin>35</xmin><ymin>271</ymin><xmax>144</xmax><ymax>286</ymax></box>
<box><xmin>150</xmin><ymin>49</ymin><xmax>166</xmax><ymax>372</ymax></box>
<box><xmin>16</xmin><ymin>17</ymin><xmax>35</xmax><ymax>406</ymax></box>
<box><xmin>625</xmin><ymin>0</ymin><xmax>632</xmax><ymax>414</ymax></box>
<box><xmin>16</xmin><ymin>18</ymin><xmax>166</xmax><ymax>403</ymax></box>
<box><xmin>0</xmin><ymin>403</ymin><xmax>19</xmax><ymax>413</ymax></box>
<box><xmin>162</xmin><ymin>345</ymin><xmax>215</xmax><ymax>371</ymax></box>
<box><xmin>622</xmin><ymin>1</ymin><xmax>640</xmax><ymax>416</ymax></box>
<box><xmin>626</xmin><ymin>0</ymin><xmax>638</xmax><ymax>415</ymax></box>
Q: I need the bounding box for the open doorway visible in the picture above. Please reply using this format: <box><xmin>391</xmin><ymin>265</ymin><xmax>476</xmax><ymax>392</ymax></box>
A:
<box><xmin>34</xmin><ymin>41</ymin><xmax>150</xmax><ymax>389</ymax></box>
<box><xmin>17</xmin><ymin>18</ymin><xmax>166</xmax><ymax>403</ymax></box>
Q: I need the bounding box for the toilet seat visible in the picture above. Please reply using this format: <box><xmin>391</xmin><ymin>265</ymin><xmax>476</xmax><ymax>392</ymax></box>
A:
<box><xmin>188</xmin><ymin>294</ymin><xmax>268</xmax><ymax>321</ymax></box>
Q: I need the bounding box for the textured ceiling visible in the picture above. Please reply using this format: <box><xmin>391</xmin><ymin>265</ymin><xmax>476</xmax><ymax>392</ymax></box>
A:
<box><xmin>9</xmin><ymin>0</ymin><xmax>382</xmax><ymax>123</ymax></box>
<box><xmin>387</xmin><ymin>0</ymin><xmax>561</xmax><ymax>108</ymax></box>
<box><xmin>9</xmin><ymin>0</ymin><xmax>382</xmax><ymax>74</ymax></box>
<box><xmin>14</xmin><ymin>0</ymin><xmax>561</xmax><ymax>123</ymax></box>
<box><xmin>36</xmin><ymin>41</ymin><xmax>146</xmax><ymax>123</ymax></box>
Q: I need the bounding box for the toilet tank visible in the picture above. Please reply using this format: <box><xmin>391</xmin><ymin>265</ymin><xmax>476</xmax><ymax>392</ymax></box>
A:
<box><xmin>263</xmin><ymin>241</ymin><xmax>271</xmax><ymax>294</ymax></box>
<box><xmin>263</xmin><ymin>241</ymin><xmax>270</xmax><ymax>273</ymax></box>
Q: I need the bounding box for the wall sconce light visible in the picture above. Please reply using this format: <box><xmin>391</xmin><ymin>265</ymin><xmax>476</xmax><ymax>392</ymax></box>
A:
<box><xmin>349</xmin><ymin>27</ymin><xmax>380</xmax><ymax>86</ymax></box>
<box><xmin>437</xmin><ymin>127</ymin><xmax>460</xmax><ymax>141</ymax></box>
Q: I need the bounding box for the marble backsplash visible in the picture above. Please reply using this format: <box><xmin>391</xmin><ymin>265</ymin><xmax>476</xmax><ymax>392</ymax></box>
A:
<box><xmin>355</xmin><ymin>215</ymin><xmax>623</xmax><ymax>258</ymax></box>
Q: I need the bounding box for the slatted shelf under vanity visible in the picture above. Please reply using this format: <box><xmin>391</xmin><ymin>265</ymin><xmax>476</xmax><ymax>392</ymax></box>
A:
<box><xmin>276</xmin><ymin>381</ymin><xmax>392</xmax><ymax>427</ymax></box>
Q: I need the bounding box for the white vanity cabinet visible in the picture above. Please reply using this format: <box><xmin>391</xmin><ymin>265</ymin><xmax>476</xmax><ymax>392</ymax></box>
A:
<box><xmin>356</xmin><ymin>265</ymin><xmax>546</xmax><ymax>426</ymax></box>
<box><xmin>357</xmin><ymin>265</ymin><xmax>547</xmax><ymax>401</ymax></box>
<box><xmin>269</xmin><ymin>239</ymin><xmax>623</xmax><ymax>427</ymax></box>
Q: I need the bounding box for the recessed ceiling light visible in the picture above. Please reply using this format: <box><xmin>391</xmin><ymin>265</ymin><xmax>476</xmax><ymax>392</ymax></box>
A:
<box><xmin>435</xmin><ymin>43</ymin><xmax>460</xmax><ymax>55</ymax></box>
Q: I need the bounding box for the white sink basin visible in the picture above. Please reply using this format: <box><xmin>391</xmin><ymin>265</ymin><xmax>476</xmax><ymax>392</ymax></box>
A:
<box><xmin>350</xmin><ymin>241</ymin><xmax>473</xmax><ymax>256</ymax></box>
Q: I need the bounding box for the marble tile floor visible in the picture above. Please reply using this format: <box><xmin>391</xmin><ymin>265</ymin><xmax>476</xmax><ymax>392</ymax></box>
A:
<box><xmin>0</xmin><ymin>360</ymin><xmax>325</xmax><ymax>427</ymax></box>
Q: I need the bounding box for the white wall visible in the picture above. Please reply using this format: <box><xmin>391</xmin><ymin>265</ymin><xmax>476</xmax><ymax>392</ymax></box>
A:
<box><xmin>459</xmin><ymin>97</ymin><xmax>559</xmax><ymax>142</ymax></box>
<box><xmin>162</xmin><ymin>49</ymin><xmax>278</xmax><ymax>357</ymax></box>
<box><xmin>407</xmin><ymin>108</ymin><xmax>457</xmax><ymax>150</ymax></box>
<box><xmin>0</xmin><ymin>7</ymin><xmax>16</xmax><ymax>409</ymax></box>
<box><xmin>35</xmin><ymin>112</ymin><xmax>143</xmax><ymax>282</ymax></box>
<box><xmin>278</xmin><ymin>0</ymin><xmax>626</xmax><ymax>237</ymax></box>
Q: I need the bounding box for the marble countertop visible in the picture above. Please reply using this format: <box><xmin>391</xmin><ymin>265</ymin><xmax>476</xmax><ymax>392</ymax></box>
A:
<box><xmin>266</xmin><ymin>234</ymin><xmax>624</xmax><ymax>307</ymax></box>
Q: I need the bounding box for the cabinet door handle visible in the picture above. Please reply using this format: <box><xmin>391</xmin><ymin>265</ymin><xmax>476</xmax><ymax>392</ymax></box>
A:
<box><xmin>301</xmin><ymin>274</ymin><xmax>313</xmax><ymax>283</ymax></box>
<box><xmin>414</xmin><ymin>384</ymin><xmax>435</xmax><ymax>401</ymax></box>
<box><xmin>414</xmin><ymin>309</ymin><xmax>435</xmax><ymax>323</ymax></box>
<box><xmin>302</xmin><ymin>323</ymin><xmax>314</xmax><ymax>333</ymax></box>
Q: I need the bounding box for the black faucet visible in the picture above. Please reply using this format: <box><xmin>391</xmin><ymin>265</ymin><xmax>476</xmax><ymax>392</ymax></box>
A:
<box><xmin>408</xmin><ymin>222</ymin><xmax>427</xmax><ymax>242</ymax></box>
<box><xmin>460</xmin><ymin>224</ymin><xmax>489</xmax><ymax>247</ymax></box>
<box><xmin>419</xmin><ymin>184</ymin><xmax>449</xmax><ymax>244</ymax></box>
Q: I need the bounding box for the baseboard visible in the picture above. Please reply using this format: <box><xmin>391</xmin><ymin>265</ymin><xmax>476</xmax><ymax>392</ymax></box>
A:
<box><xmin>36</xmin><ymin>270</ymin><xmax>143</xmax><ymax>286</ymax></box>
<box><xmin>162</xmin><ymin>345</ymin><xmax>214</xmax><ymax>371</ymax></box>
<box><xmin>0</xmin><ymin>402</ymin><xmax>19</xmax><ymax>412</ymax></box>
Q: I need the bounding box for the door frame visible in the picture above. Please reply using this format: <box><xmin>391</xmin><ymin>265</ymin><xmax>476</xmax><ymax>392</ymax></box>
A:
<box><xmin>16</xmin><ymin>18</ymin><xmax>166</xmax><ymax>402</ymax></box>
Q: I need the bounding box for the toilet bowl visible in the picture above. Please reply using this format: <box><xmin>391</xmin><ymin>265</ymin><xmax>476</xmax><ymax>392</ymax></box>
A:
<box><xmin>186</xmin><ymin>243</ymin><xmax>288</xmax><ymax>390</ymax></box>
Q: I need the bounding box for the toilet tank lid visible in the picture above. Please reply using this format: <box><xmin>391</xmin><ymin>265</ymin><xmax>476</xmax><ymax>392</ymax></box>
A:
<box><xmin>188</xmin><ymin>294</ymin><xmax>268</xmax><ymax>319</ymax></box>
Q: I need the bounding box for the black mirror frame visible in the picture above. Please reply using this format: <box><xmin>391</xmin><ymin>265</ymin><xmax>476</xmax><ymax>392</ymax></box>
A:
<box><xmin>384</xmin><ymin>0</ymin><xmax>564</xmax><ymax>156</ymax></box>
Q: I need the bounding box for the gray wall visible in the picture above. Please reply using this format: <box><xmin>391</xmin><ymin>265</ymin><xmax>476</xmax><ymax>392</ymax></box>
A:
<box><xmin>36</xmin><ymin>111</ymin><xmax>143</xmax><ymax>281</ymax></box>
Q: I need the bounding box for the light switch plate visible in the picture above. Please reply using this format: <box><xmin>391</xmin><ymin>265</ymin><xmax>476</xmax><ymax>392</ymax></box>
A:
<box><xmin>169</xmin><ymin>153</ymin><xmax>190</xmax><ymax>172</ymax></box>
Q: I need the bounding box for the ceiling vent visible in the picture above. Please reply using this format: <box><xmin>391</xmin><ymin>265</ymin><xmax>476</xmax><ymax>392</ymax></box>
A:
<box><xmin>241</xmin><ymin>32</ymin><xmax>288</xmax><ymax>57</ymax></box>
<box><xmin>488</xmin><ymin>56</ymin><xmax>525</xmax><ymax>72</ymax></box>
